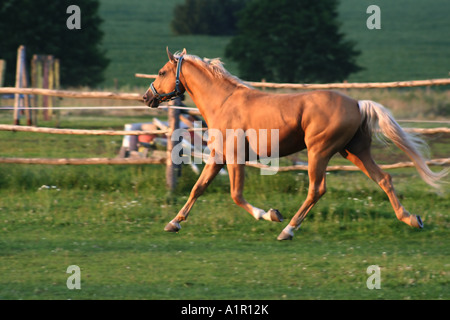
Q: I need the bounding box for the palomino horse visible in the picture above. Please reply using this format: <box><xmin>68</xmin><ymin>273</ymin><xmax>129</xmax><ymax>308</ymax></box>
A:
<box><xmin>143</xmin><ymin>48</ymin><xmax>447</xmax><ymax>240</ymax></box>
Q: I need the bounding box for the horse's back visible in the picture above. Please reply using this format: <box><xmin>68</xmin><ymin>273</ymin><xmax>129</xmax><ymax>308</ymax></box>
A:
<box><xmin>218</xmin><ymin>89</ymin><xmax>361</xmax><ymax>157</ymax></box>
<box><xmin>298</xmin><ymin>90</ymin><xmax>360</xmax><ymax>126</ymax></box>
<box><xmin>232</xmin><ymin>89</ymin><xmax>360</xmax><ymax>131</ymax></box>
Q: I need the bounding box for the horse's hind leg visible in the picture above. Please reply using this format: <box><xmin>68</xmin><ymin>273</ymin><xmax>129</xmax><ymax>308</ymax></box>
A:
<box><xmin>340</xmin><ymin>138</ymin><xmax>423</xmax><ymax>229</ymax></box>
<box><xmin>227</xmin><ymin>163</ymin><xmax>284</xmax><ymax>222</ymax></box>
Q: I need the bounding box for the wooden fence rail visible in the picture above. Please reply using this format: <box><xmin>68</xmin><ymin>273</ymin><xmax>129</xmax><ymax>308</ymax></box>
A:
<box><xmin>0</xmin><ymin>124</ymin><xmax>448</xmax><ymax>136</ymax></box>
<box><xmin>247</xmin><ymin>158</ymin><xmax>450</xmax><ymax>172</ymax></box>
<box><xmin>0</xmin><ymin>85</ymin><xmax>448</xmax><ymax>188</ymax></box>
<box><xmin>7</xmin><ymin>77</ymin><xmax>447</xmax><ymax>102</ymax></box>
<box><xmin>136</xmin><ymin>74</ymin><xmax>450</xmax><ymax>90</ymax></box>
<box><xmin>0</xmin><ymin>87</ymin><xmax>142</xmax><ymax>101</ymax></box>
<box><xmin>0</xmin><ymin>156</ymin><xmax>448</xmax><ymax>171</ymax></box>
<box><xmin>246</xmin><ymin>78</ymin><xmax>450</xmax><ymax>90</ymax></box>
<box><xmin>0</xmin><ymin>124</ymin><xmax>448</xmax><ymax>170</ymax></box>
<box><xmin>0</xmin><ymin>124</ymin><xmax>167</xmax><ymax>136</ymax></box>
<box><xmin>0</xmin><ymin>157</ymin><xmax>166</xmax><ymax>165</ymax></box>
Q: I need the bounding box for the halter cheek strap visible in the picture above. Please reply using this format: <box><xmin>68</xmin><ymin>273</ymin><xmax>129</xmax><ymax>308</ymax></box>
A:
<box><xmin>150</xmin><ymin>55</ymin><xmax>185</xmax><ymax>103</ymax></box>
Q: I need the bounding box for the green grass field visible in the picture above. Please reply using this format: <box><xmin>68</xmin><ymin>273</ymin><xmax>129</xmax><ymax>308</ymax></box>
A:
<box><xmin>0</xmin><ymin>113</ymin><xmax>448</xmax><ymax>300</ymax></box>
<box><xmin>98</xmin><ymin>0</ymin><xmax>450</xmax><ymax>88</ymax></box>
<box><xmin>0</xmin><ymin>0</ymin><xmax>449</xmax><ymax>301</ymax></box>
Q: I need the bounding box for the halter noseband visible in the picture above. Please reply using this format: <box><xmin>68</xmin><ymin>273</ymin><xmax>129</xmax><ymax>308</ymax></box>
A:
<box><xmin>149</xmin><ymin>55</ymin><xmax>184</xmax><ymax>103</ymax></box>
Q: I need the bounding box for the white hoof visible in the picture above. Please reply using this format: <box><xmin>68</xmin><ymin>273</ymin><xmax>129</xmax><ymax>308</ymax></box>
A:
<box><xmin>277</xmin><ymin>225</ymin><xmax>295</xmax><ymax>241</ymax></box>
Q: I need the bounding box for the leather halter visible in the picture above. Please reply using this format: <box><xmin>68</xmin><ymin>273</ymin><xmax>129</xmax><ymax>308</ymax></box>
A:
<box><xmin>149</xmin><ymin>56</ymin><xmax>184</xmax><ymax>103</ymax></box>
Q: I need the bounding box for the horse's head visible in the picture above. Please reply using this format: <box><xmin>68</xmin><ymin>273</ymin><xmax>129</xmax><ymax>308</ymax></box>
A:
<box><xmin>142</xmin><ymin>47</ymin><xmax>187</xmax><ymax>108</ymax></box>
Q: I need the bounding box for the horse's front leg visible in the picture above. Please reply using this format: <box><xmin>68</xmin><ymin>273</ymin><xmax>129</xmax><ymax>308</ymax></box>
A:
<box><xmin>227</xmin><ymin>163</ymin><xmax>283</xmax><ymax>222</ymax></box>
<box><xmin>164</xmin><ymin>162</ymin><xmax>225</xmax><ymax>232</ymax></box>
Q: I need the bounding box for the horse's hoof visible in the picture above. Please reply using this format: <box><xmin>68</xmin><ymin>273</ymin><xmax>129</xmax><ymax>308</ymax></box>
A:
<box><xmin>277</xmin><ymin>230</ymin><xmax>293</xmax><ymax>241</ymax></box>
<box><xmin>277</xmin><ymin>225</ymin><xmax>295</xmax><ymax>240</ymax></box>
<box><xmin>268</xmin><ymin>208</ymin><xmax>283</xmax><ymax>222</ymax></box>
<box><xmin>164</xmin><ymin>220</ymin><xmax>181</xmax><ymax>233</ymax></box>
<box><xmin>410</xmin><ymin>215</ymin><xmax>424</xmax><ymax>229</ymax></box>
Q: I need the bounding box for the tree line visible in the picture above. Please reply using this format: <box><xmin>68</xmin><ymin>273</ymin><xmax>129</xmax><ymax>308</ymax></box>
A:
<box><xmin>173</xmin><ymin>0</ymin><xmax>361</xmax><ymax>83</ymax></box>
<box><xmin>0</xmin><ymin>0</ymin><xmax>360</xmax><ymax>87</ymax></box>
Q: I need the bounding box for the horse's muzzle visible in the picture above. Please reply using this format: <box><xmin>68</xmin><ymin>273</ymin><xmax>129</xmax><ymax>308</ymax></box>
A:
<box><xmin>142</xmin><ymin>92</ymin><xmax>159</xmax><ymax>108</ymax></box>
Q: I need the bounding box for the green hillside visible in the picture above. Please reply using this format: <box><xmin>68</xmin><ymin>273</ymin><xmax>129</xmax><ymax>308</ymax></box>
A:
<box><xmin>98</xmin><ymin>0</ymin><xmax>232</xmax><ymax>88</ymax></box>
<box><xmin>339</xmin><ymin>0</ymin><xmax>450</xmax><ymax>82</ymax></box>
<box><xmin>98</xmin><ymin>0</ymin><xmax>450</xmax><ymax>88</ymax></box>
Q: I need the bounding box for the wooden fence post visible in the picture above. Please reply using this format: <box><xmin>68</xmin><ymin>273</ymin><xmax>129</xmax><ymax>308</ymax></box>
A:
<box><xmin>13</xmin><ymin>45</ymin><xmax>32</xmax><ymax>125</ymax></box>
<box><xmin>14</xmin><ymin>46</ymin><xmax>24</xmax><ymax>124</ymax></box>
<box><xmin>0</xmin><ymin>60</ymin><xmax>6</xmax><ymax>109</ymax></box>
<box><xmin>31</xmin><ymin>54</ymin><xmax>59</xmax><ymax>123</ymax></box>
<box><xmin>31</xmin><ymin>55</ymin><xmax>42</xmax><ymax>125</ymax></box>
<box><xmin>166</xmin><ymin>98</ymin><xmax>182</xmax><ymax>191</ymax></box>
<box><xmin>53</xmin><ymin>59</ymin><xmax>61</xmax><ymax>127</ymax></box>
<box><xmin>0</xmin><ymin>59</ymin><xmax>6</xmax><ymax>87</ymax></box>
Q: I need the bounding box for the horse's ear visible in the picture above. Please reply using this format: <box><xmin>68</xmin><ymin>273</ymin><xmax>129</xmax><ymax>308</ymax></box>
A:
<box><xmin>181</xmin><ymin>48</ymin><xmax>187</xmax><ymax>56</ymax></box>
<box><xmin>167</xmin><ymin>47</ymin><xmax>176</xmax><ymax>63</ymax></box>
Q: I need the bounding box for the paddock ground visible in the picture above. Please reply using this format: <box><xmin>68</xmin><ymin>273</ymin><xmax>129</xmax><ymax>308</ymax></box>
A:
<box><xmin>0</xmin><ymin>115</ymin><xmax>448</xmax><ymax>299</ymax></box>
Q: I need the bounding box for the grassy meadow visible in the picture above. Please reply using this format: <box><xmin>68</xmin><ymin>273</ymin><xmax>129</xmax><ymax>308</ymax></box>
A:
<box><xmin>0</xmin><ymin>0</ymin><xmax>449</xmax><ymax>301</ymax></box>
<box><xmin>0</xmin><ymin>111</ymin><xmax>449</xmax><ymax>300</ymax></box>
<box><xmin>97</xmin><ymin>0</ymin><xmax>450</xmax><ymax>87</ymax></box>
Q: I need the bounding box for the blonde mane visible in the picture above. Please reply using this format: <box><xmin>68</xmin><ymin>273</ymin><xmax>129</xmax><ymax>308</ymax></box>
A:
<box><xmin>175</xmin><ymin>52</ymin><xmax>251</xmax><ymax>88</ymax></box>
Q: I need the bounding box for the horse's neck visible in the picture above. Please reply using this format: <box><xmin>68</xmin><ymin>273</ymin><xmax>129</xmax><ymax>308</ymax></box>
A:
<box><xmin>183</xmin><ymin>61</ymin><xmax>237</xmax><ymax>123</ymax></box>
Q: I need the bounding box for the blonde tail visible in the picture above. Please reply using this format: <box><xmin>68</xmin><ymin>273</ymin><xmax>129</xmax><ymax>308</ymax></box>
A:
<box><xmin>358</xmin><ymin>100</ymin><xmax>448</xmax><ymax>189</ymax></box>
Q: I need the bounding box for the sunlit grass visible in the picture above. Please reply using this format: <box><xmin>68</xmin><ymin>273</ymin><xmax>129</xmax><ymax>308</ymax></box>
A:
<box><xmin>0</xmin><ymin>97</ymin><xmax>448</xmax><ymax>300</ymax></box>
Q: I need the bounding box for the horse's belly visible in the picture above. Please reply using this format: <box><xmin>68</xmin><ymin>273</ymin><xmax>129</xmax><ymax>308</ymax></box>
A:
<box><xmin>278</xmin><ymin>137</ymin><xmax>306</xmax><ymax>157</ymax></box>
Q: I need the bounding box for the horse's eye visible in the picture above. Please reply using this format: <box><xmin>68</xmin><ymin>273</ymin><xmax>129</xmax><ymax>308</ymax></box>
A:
<box><xmin>158</xmin><ymin>71</ymin><xmax>166</xmax><ymax>76</ymax></box>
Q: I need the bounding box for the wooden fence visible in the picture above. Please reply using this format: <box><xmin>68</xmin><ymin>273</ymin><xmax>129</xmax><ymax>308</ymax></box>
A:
<box><xmin>0</xmin><ymin>59</ymin><xmax>6</xmax><ymax>87</ymax></box>
<box><xmin>0</xmin><ymin>87</ymin><xmax>142</xmax><ymax>101</ymax></box>
<box><xmin>136</xmin><ymin>73</ymin><xmax>450</xmax><ymax>89</ymax></box>
<box><xmin>0</xmin><ymin>84</ymin><xmax>449</xmax><ymax>190</ymax></box>
<box><xmin>0</xmin><ymin>123</ymin><xmax>448</xmax><ymax>170</ymax></box>
<box><xmin>31</xmin><ymin>54</ymin><xmax>60</xmax><ymax>122</ymax></box>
